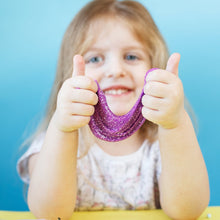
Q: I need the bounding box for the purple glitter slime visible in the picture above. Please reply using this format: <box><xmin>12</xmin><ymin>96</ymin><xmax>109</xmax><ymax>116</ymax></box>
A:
<box><xmin>89</xmin><ymin>68</ymin><xmax>158</xmax><ymax>142</ymax></box>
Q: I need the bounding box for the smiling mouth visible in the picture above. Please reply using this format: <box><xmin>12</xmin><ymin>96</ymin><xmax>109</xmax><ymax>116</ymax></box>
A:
<box><xmin>104</xmin><ymin>89</ymin><xmax>131</xmax><ymax>95</ymax></box>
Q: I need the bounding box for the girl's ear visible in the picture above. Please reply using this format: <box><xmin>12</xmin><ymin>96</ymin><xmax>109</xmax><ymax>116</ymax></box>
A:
<box><xmin>166</xmin><ymin>53</ymin><xmax>181</xmax><ymax>76</ymax></box>
<box><xmin>72</xmin><ymin>54</ymin><xmax>85</xmax><ymax>77</ymax></box>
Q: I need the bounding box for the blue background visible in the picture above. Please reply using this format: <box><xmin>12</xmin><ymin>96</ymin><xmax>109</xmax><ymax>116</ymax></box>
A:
<box><xmin>0</xmin><ymin>0</ymin><xmax>219</xmax><ymax>211</ymax></box>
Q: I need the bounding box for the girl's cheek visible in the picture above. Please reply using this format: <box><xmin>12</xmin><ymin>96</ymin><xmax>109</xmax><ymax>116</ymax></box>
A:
<box><xmin>85</xmin><ymin>67</ymin><xmax>103</xmax><ymax>82</ymax></box>
<box><xmin>85</xmin><ymin>67</ymin><xmax>94</xmax><ymax>78</ymax></box>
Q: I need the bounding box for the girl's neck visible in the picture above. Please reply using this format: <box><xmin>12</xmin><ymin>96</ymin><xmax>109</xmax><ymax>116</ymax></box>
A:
<box><xmin>94</xmin><ymin>131</ymin><xmax>145</xmax><ymax>156</ymax></box>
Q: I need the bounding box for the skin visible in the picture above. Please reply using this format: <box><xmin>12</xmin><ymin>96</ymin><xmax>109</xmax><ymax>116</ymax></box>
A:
<box><xmin>28</xmin><ymin>20</ymin><xmax>209</xmax><ymax>220</ymax></box>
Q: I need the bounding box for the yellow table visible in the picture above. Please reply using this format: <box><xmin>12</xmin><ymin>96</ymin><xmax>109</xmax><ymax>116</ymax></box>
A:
<box><xmin>0</xmin><ymin>207</ymin><xmax>219</xmax><ymax>220</ymax></box>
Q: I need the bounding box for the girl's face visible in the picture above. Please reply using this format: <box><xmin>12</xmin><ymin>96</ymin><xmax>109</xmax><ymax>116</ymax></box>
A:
<box><xmin>84</xmin><ymin>18</ymin><xmax>151</xmax><ymax>115</ymax></box>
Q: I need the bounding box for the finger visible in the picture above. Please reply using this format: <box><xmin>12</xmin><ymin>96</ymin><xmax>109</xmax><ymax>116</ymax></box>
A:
<box><xmin>72</xmin><ymin>54</ymin><xmax>85</xmax><ymax>77</ymax></box>
<box><xmin>71</xmin><ymin>55</ymin><xmax>98</xmax><ymax>92</ymax></box>
<box><xmin>142</xmin><ymin>106</ymin><xmax>159</xmax><ymax>124</ymax></box>
<box><xmin>71</xmin><ymin>89</ymin><xmax>98</xmax><ymax>105</ymax></box>
<box><xmin>70</xmin><ymin>77</ymin><xmax>98</xmax><ymax>92</ymax></box>
<box><xmin>68</xmin><ymin>103</ymin><xmax>95</xmax><ymax>116</ymax></box>
<box><xmin>142</xmin><ymin>95</ymin><xmax>164</xmax><ymax>111</ymax></box>
<box><xmin>69</xmin><ymin>115</ymin><xmax>91</xmax><ymax>129</ymax></box>
<box><xmin>166</xmin><ymin>53</ymin><xmax>181</xmax><ymax>76</ymax></box>
<box><xmin>146</xmin><ymin>70</ymin><xmax>172</xmax><ymax>84</ymax></box>
<box><xmin>144</xmin><ymin>81</ymin><xmax>168</xmax><ymax>98</ymax></box>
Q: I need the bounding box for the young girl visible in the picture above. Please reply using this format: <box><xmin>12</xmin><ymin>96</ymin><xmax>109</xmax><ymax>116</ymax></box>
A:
<box><xmin>17</xmin><ymin>0</ymin><xmax>210</xmax><ymax>219</ymax></box>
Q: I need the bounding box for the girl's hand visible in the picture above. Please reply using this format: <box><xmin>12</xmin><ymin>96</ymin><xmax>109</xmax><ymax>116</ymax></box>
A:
<box><xmin>54</xmin><ymin>55</ymin><xmax>98</xmax><ymax>132</ymax></box>
<box><xmin>142</xmin><ymin>53</ymin><xmax>185</xmax><ymax>129</ymax></box>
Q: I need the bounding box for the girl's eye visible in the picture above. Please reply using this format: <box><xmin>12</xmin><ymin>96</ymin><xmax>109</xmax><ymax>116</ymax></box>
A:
<box><xmin>125</xmin><ymin>54</ymin><xmax>138</xmax><ymax>61</ymax></box>
<box><xmin>88</xmin><ymin>56</ymin><xmax>103</xmax><ymax>63</ymax></box>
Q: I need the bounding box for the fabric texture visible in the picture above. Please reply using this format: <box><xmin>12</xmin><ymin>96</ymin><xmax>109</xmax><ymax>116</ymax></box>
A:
<box><xmin>17</xmin><ymin>134</ymin><xmax>161</xmax><ymax>211</ymax></box>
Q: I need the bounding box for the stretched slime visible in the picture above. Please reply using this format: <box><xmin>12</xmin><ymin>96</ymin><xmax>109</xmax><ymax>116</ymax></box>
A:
<box><xmin>89</xmin><ymin>68</ymin><xmax>157</xmax><ymax>142</ymax></box>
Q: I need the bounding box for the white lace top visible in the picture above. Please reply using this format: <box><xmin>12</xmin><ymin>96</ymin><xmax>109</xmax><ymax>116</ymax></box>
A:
<box><xmin>17</xmin><ymin>134</ymin><xmax>162</xmax><ymax>211</ymax></box>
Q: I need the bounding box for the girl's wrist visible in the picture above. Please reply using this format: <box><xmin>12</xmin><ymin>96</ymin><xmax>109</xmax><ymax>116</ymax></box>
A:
<box><xmin>159</xmin><ymin>108</ymin><xmax>188</xmax><ymax>131</ymax></box>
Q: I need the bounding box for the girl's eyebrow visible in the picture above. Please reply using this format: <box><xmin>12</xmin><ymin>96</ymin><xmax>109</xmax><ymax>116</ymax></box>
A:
<box><xmin>86</xmin><ymin>45</ymin><xmax>145</xmax><ymax>53</ymax></box>
<box><xmin>85</xmin><ymin>47</ymin><xmax>105</xmax><ymax>52</ymax></box>
<box><xmin>123</xmin><ymin>46</ymin><xmax>145</xmax><ymax>51</ymax></box>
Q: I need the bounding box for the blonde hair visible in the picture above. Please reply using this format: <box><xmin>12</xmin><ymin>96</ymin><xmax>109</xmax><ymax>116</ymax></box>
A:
<box><xmin>22</xmin><ymin>0</ymin><xmax>170</xmax><ymax>152</ymax></box>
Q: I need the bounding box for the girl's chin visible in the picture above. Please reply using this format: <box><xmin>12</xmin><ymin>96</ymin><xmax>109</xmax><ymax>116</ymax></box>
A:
<box><xmin>106</xmin><ymin>96</ymin><xmax>137</xmax><ymax>115</ymax></box>
<box><xmin>111</xmin><ymin>110</ymin><xmax>127</xmax><ymax>116</ymax></box>
<box><xmin>108</xmin><ymin>104</ymin><xmax>133</xmax><ymax>116</ymax></box>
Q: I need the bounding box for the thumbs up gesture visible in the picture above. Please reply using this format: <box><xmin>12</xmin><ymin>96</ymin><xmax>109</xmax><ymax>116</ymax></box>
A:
<box><xmin>142</xmin><ymin>53</ymin><xmax>185</xmax><ymax>129</ymax></box>
<box><xmin>54</xmin><ymin>55</ymin><xmax>98</xmax><ymax>132</ymax></box>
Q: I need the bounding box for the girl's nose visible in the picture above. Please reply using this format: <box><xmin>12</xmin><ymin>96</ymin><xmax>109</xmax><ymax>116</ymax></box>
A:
<box><xmin>105</xmin><ymin>57</ymin><xmax>126</xmax><ymax>78</ymax></box>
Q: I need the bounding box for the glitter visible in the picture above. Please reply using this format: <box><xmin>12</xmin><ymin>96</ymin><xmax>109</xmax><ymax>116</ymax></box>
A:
<box><xmin>89</xmin><ymin>68</ymin><xmax>157</xmax><ymax>142</ymax></box>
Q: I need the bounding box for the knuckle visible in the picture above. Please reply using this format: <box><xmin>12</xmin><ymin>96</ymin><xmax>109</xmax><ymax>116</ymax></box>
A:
<box><xmin>83</xmin><ymin>77</ymin><xmax>96</xmax><ymax>89</ymax></box>
<box><xmin>142</xmin><ymin>107</ymin><xmax>154</xmax><ymax>122</ymax></box>
<box><xmin>141</xmin><ymin>107</ymin><xmax>148</xmax><ymax>118</ymax></box>
<box><xmin>81</xmin><ymin>116</ymin><xmax>91</xmax><ymax>126</ymax></box>
<box><xmin>145</xmin><ymin>96</ymin><xmax>154</xmax><ymax>108</ymax></box>
<box><xmin>89</xmin><ymin>92</ymin><xmax>98</xmax><ymax>105</ymax></box>
<box><xmin>142</xmin><ymin>106</ymin><xmax>150</xmax><ymax>118</ymax></box>
<box><xmin>141</xmin><ymin>95</ymin><xmax>147</xmax><ymax>105</ymax></box>
<box><xmin>144</xmin><ymin>83</ymin><xmax>150</xmax><ymax>94</ymax></box>
<box><xmin>90</xmin><ymin>106</ymin><xmax>95</xmax><ymax>115</ymax></box>
<box><xmin>81</xmin><ymin>77</ymin><xmax>91</xmax><ymax>87</ymax></box>
<box><xmin>84</xmin><ymin>105</ymin><xmax>95</xmax><ymax>116</ymax></box>
<box><xmin>148</xmin><ymin>96</ymin><xmax>154</xmax><ymax>105</ymax></box>
<box><xmin>151</xmin><ymin>70</ymin><xmax>159</xmax><ymax>78</ymax></box>
<box><xmin>63</xmin><ymin>78</ymin><xmax>72</xmax><ymax>88</ymax></box>
<box><xmin>87</xmin><ymin>78</ymin><xmax>98</xmax><ymax>92</ymax></box>
<box><xmin>72</xmin><ymin>115</ymin><xmax>90</xmax><ymax>127</ymax></box>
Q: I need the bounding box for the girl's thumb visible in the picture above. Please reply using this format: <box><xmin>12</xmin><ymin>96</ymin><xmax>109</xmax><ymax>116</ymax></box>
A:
<box><xmin>166</xmin><ymin>53</ymin><xmax>181</xmax><ymax>76</ymax></box>
<box><xmin>72</xmin><ymin>54</ymin><xmax>85</xmax><ymax>77</ymax></box>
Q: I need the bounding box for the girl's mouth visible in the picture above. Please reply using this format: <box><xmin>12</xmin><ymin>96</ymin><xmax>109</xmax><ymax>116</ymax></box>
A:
<box><xmin>104</xmin><ymin>88</ymin><xmax>130</xmax><ymax>96</ymax></box>
<box><xmin>102</xmin><ymin>85</ymin><xmax>133</xmax><ymax>97</ymax></box>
